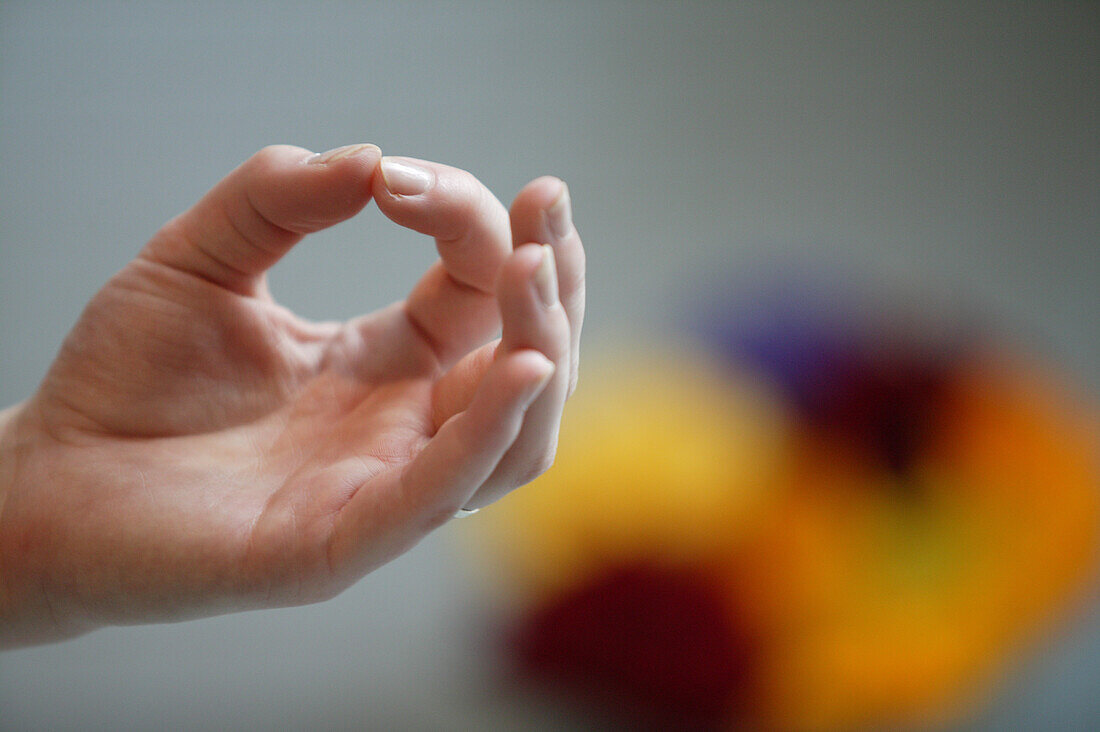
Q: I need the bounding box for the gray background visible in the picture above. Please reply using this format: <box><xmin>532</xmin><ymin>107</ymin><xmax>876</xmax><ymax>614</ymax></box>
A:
<box><xmin>1</xmin><ymin>1</ymin><xmax>1097</xmax><ymax>729</ymax></box>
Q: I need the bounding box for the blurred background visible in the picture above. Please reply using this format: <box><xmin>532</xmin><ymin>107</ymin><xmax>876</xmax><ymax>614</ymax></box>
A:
<box><xmin>1</xmin><ymin>1</ymin><xmax>1097</xmax><ymax>729</ymax></box>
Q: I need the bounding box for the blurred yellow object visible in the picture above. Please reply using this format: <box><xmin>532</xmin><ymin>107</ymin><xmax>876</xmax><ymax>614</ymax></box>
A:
<box><xmin>476</xmin><ymin>347</ymin><xmax>790</xmax><ymax>604</ymax></box>
<box><xmin>464</xmin><ymin>346</ymin><xmax>1099</xmax><ymax>730</ymax></box>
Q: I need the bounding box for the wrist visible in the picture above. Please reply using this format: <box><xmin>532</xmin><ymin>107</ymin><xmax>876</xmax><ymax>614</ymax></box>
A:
<box><xmin>0</xmin><ymin>401</ymin><xmax>92</xmax><ymax>648</ymax></box>
<box><xmin>0</xmin><ymin>401</ymin><xmax>23</xmax><ymax>545</ymax></box>
<box><xmin>0</xmin><ymin>402</ymin><xmax>26</xmax><ymax>645</ymax></box>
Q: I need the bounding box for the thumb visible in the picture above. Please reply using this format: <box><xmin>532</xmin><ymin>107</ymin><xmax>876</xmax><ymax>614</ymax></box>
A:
<box><xmin>141</xmin><ymin>143</ymin><xmax>381</xmax><ymax>294</ymax></box>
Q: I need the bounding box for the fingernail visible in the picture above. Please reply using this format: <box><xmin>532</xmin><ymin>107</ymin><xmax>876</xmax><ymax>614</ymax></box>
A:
<box><xmin>380</xmin><ymin>157</ymin><xmax>434</xmax><ymax>195</ymax></box>
<box><xmin>534</xmin><ymin>244</ymin><xmax>559</xmax><ymax>308</ymax></box>
<box><xmin>308</xmin><ymin>143</ymin><xmax>379</xmax><ymax>165</ymax></box>
<box><xmin>545</xmin><ymin>183</ymin><xmax>572</xmax><ymax>239</ymax></box>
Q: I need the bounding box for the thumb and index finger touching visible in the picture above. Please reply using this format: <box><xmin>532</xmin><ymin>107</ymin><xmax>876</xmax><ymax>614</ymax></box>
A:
<box><xmin>142</xmin><ymin>141</ymin><xmax>580</xmax><ymax>382</ymax></box>
<box><xmin>140</xmin><ymin>143</ymin><xmax>536</xmax><ymax>350</ymax></box>
<box><xmin>140</xmin><ymin>142</ymin><xmax>582</xmax><ymax>536</ymax></box>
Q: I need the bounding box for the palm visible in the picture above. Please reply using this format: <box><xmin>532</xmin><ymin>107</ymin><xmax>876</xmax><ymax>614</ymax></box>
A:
<box><xmin>0</xmin><ymin>145</ymin><xmax>583</xmax><ymax>640</ymax></box>
<box><xmin>32</xmin><ymin>261</ymin><xmax>438</xmax><ymax>619</ymax></box>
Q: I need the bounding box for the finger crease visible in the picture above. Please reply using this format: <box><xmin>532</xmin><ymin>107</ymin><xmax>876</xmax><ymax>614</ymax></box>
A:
<box><xmin>208</xmin><ymin>209</ymin><xmax>263</xmax><ymax>278</ymax></box>
<box><xmin>241</xmin><ymin>191</ymin><xmax>300</xmax><ymax>253</ymax></box>
<box><xmin>401</xmin><ymin>307</ymin><xmax>445</xmax><ymax>372</ymax></box>
<box><xmin>444</xmin><ymin>268</ymin><xmax>494</xmax><ymax>297</ymax></box>
<box><xmin>185</xmin><ymin>215</ymin><xmax>251</xmax><ymax>280</ymax></box>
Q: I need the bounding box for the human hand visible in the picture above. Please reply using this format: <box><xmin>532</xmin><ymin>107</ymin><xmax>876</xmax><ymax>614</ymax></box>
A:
<box><xmin>0</xmin><ymin>144</ymin><xmax>584</xmax><ymax>646</ymax></box>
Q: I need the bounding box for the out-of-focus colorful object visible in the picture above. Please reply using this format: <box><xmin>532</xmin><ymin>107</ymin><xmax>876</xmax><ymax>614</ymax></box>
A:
<box><xmin>468</xmin><ymin>288</ymin><xmax>1099</xmax><ymax>730</ymax></box>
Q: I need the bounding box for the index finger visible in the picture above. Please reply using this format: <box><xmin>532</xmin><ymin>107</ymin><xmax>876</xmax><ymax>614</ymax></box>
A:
<box><xmin>372</xmin><ymin>157</ymin><xmax>512</xmax><ymax>294</ymax></box>
<box><xmin>372</xmin><ymin>157</ymin><xmax>512</xmax><ymax>366</ymax></box>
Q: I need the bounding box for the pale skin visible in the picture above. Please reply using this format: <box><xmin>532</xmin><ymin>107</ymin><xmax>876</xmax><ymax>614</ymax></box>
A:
<box><xmin>0</xmin><ymin>143</ymin><xmax>585</xmax><ymax>648</ymax></box>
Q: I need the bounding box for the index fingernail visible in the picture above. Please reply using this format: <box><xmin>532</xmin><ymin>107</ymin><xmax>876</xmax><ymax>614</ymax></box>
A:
<box><xmin>380</xmin><ymin>157</ymin><xmax>434</xmax><ymax>195</ymax></box>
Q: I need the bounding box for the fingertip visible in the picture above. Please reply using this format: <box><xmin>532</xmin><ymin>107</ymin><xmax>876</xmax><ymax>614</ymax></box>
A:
<box><xmin>511</xmin><ymin>176</ymin><xmax>567</xmax><ymax>215</ymax></box>
<box><xmin>500</xmin><ymin>242</ymin><xmax>549</xmax><ymax>280</ymax></box>
<box><xmin>369</xmin><ymin>156</ymin><xmax>489</xmax><ymax>239</ymax></box>
<box><xmin>482</xmin><ymin>347</ymin><xmax>555</xmax><ymax>414</ymax></box>
<box><xmin>244</xmin><ymin>143</ymin><xmax>379</xmax><ymax>233</ymax></box>
<box><xmin>497</xmin><ymin>243</ymin><xmax>559</xmax><ymax>310</ymax></box>
<box><xmin>510</xmin><ymin>348</ymin><xmax>556</xmax><ymax>399</ymax></box>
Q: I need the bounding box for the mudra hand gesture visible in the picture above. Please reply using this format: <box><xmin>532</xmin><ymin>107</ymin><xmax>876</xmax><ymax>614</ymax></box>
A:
<box><xmin>0</xmin><ymin>144</ymin><xmax>584</xmax><ymax>647</ymax></box>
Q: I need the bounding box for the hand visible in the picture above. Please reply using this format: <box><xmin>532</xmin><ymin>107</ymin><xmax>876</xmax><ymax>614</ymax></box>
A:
<box><xmin>0</xmin><ymin>144</ymin><xmax>585</xmax><ymax>646</ymax></box>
